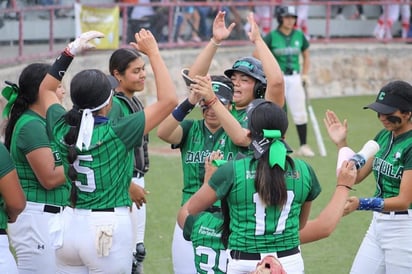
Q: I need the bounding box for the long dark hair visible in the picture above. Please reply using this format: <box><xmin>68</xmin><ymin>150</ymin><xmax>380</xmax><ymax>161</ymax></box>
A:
<box><xmin>63</xmin><ymin>69</ymin><xmax>112</xmax><ymax>206</ymax></box>
<box><xmin>109</xmin><ymin>48</ymin><xmax>142</xmax><ymax>77</ymax></box>
<box><xmin>4</xmin><ymin>63</ymin><xmax>50</xmax><ymax>149</ymax></box>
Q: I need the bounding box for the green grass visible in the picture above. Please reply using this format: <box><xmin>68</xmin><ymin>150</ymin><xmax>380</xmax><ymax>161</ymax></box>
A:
<box><xmin>143</xmin><ymin>95</ymin><xmax>381</xmax><ymax>273</ymax></box>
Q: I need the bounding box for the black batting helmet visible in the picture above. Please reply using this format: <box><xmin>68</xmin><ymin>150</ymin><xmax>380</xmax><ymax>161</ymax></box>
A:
<box><xmin>275</xmin><ymin>6</ymin><xmax>298</xmax><ymax>25</ymax></box>
<box><xmin>224</xmin><ymin>57</ymin><xmax>267</xmax><ymax>98</ymax></box>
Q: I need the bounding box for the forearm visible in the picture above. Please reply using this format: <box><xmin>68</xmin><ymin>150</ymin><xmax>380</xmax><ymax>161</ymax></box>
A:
<box><xmin>210</xmin><ymin>101</ymin><xmax>250</xmax><ymax>146</ymax></box>
<box><xmin>188</xmin><ymin>39</ymin><xmax>219</xmax><ymax>78</ymax></box>
<box><xmin>148</xmin><ymin>52</ymin><xmax>178</xmax><ymax>106</ymax></box>
<box><xmin>253</xmin><ymin>40</ymin><xmax>285</xmax><ymax>107</ymax></box>
<box><xmin>157</xmin><ymin>114</ymin><xmax>183</xmax><ymax>144</ymax></box>
<box><xmin>300</xmin><ymin>186</ymin><xmax>350</xmax><ymax>244</ymax></box>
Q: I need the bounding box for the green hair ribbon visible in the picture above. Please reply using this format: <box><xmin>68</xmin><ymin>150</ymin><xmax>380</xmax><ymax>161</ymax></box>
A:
<box><xmin>212</xmin><ymin>159</ymin><xmax>227</xmax><ymax>167</ymax></box>
<box><xmin>263</xmin><ymin>129</ymin><xmax>287</xmax><ymax>170</ymax></box>
<box><xmin>2</xmin><ymin>82</ymin><xmax>19</xmax><ymax>118</ymax></box>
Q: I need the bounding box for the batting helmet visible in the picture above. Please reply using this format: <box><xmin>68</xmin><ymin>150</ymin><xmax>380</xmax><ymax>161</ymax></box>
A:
<box><xmin>224</xmin><ymin>57</ymin><xmax>267</xmax><ymax>98</ymax></box>
<box><xmin>211</xmin><ymin>75</ymin><xmax>233</xmax><ymax>106</ymax></box>
<box><xmin>275</xmin><ymin>6</ymin><xmax>297</xmax><ymax>25</ymax></box>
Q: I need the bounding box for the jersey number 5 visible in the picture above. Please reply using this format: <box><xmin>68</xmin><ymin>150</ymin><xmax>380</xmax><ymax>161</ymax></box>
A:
<box><xmin>72</xmin><ymin>154</ymin><xmax>96</xmax><ymax>192</ymax></box>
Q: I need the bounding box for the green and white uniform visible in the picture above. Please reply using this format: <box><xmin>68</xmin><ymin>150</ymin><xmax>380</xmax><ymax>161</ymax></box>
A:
<box><xmin>183</xmin><ymin>212</ymin><xmax>227</xmax><ymax>274</ymax></box>
<box><xmin>0</xmin><ymin>143</ymin><xmax>19</xmax><ymax>274</ymax></box>
<box><xmin>172</xmin><ymin>118</ymin><xmax>237</xmax><ymax>274</ymax></box>
<box><xmin>350</xmin><ymin>129</ymin><xmax>412</xmax><ymax>273</ymax></box>
<box><xmin>7</xmin><ymin>109</ymin><xmax>69</xmax><ymax>274</ymax></box>
<box><xmin>178</xmin><ymin>119</ymin><xmax>238</xmax><ymax>205</ymax></box>
<box><xmin>209</xmin><ymin>156</ymin><xmax>321</xmax><ymax>273</ymax></box>
<box><xmin>263</xmin><ymin>29</ymin><xmax>309</xmax><ymax>126</ymax></box>
<box><xmin>46</xmin><ymin>103</ymin><xmax>145</xmax><ymax>273</ymax></box>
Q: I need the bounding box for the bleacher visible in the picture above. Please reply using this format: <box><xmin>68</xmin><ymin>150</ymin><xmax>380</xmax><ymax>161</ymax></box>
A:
<box><xmin>0</xmin><ymin>2</ymin><xmax>405</xmax><ymax>44</ymax></box>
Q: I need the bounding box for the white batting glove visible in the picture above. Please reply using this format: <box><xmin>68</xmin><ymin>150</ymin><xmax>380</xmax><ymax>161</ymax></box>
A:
<box><xmin>301</xmin><ymin>74</ymin><xmax>310</xmax><ymax>88</ymax></box>
<box><xmin>66</xmin><ymin>30</ymin><xmax>104</xmax><ymax>56</ymax></box>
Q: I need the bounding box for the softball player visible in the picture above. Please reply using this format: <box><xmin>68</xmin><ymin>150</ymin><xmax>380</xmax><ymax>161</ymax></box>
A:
<box><xmin>263</xmin><ymin>6</ymin><xmax>314</xmax><ymax>157</ymax></box>
<box><xmin>180</xmin><ymin>99</ymin><xmax>322</xmax><ymax>274</ymax></box>
<box><xmin>187</xmin><ymin>11</ymin><xmax>285</xmax><ymax>150</ymax></box>
<box><xmin>158</xmin><ymin>75</ymin><xmax>236</xmax><ymax>274</ymax></box>
<box><xmin>0</xmin><ymin>142</ymin><xmax>25</xmax><ymax>274</ymax></box>
<box><xmin>108</xmin><ymin>48</ymin><xmax>151</xmax><ymax>274</ymax></box>
<box><xmin>38</xmin><ymin>29</ymin><xmax>178</xmax><ymax>273</ymax></box>
<box><xmin>177</xmin><ymin>209</ymin><xmax>227</xmax><ymax>274</ymax></box>
<box><xmin>324</xmin><ymin>80</ymin><xmax>412</xmax><ymax>273</ymax></box>
<box><xmin>3</xmin><ymin>63</ymin><xmax>69</xmax><ymax>274</ymax></box>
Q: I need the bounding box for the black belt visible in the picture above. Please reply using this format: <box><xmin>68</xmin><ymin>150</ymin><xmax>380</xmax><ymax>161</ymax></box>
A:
<box><xmin>382</xmin><ymin>211</ymin><xmax>409</xmax><ymax>215</ymax></box>
<box><xmin>133</xmin><ymin>171</ymin><xmax>145</xmax><ymax>178</ymax></box>
<box><xmin>91</xmin><ymin>208</ymin><xmax>115</xmax><ymax>212</ymax></box>
<box><xmin>43</xmin><ymin>204</ymin><xmax>63</xmax><ymax>214</ymax></box>
<box><xmin>0</xmin><ymin>229</ymin><xmax>7</xmax><ymax>235</ymax></box>
<box><xmin>206</xmin><ymin>206</ymin><xmax>221</xmax><ymax>213</ymax></box>
<box><xmin>283</xmin><ymin>69</ymin><xmax>299</xmax><ymax>76</ymax></box>
<box><xmin>230</xmin><ymin>246</ymin><xmax>300</xmax><ymax>260</ymax></box>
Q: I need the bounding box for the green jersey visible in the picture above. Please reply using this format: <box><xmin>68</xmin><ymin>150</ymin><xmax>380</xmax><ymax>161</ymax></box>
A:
<box><xmin>229</xmin><ymin>106</ymin><xmax>251</xmax><ymax>156</ymax></box>
<box><xmin>183</xmin><ymin>212</ymin><xmax>227</xmax><ymax>274</ymax></box>
<box><xmin>373</xmin><ymin>129</ymin><xmax>412</xmax><ymax>208</ymax></box>
<box><xmin>10</xmin><ymin>109</ymin><xmax>69</xmax><ymax>206</ymax></box>
<box><xmin>46</xmin><ymin>104</ymin><xmax>145</xmax><ymax>209</ymax></box>
<box><xmin>0</xmin><ymin>143</ymin><xmax>16</xmax><ymax>230</ymax></box>
<box><xmin>209</xmin><ymin>157</ymin><xmax>321</xmax><ymax>253</ymax></box>
<box><xmin>177</xmin><ymin>119</ymin><xmax>238</xmax><ymax>205</ymax></box>
<box><xmin>263</xmin><ymin>29</ymin><xmax>309</xmax><ymax>74</ymax></box>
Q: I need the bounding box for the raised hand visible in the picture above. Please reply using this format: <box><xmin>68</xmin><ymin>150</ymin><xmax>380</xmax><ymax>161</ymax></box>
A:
<box><xmin>246</xmin><ymin>12</ymin><xmax>262</xmax><ymax>44</ymax></box>
<box><xmin>130</xmin><ymin>29</ymin><xmax>159</xmax><ymax>57</ymax></box>
<box><xmin>66</xmin><ymin>30</ymin><xmax>104</xmax><ymax>56</ymax></box>
<box><xmin>324</xmin><ymin>109</ymin><xmax>348</xmax><ymax>148</ymax></box>
<box><xmin>212</xmin><ymin>11</ymin><xmax>236</xmax><ymax>43</ymax></box>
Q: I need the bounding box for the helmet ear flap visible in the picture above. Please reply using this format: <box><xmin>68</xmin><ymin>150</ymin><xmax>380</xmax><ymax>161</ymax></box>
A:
<box><xmin>253</xmin><ymin>81</ymin><xmax>266</xmax><ymax>99</ymax></box>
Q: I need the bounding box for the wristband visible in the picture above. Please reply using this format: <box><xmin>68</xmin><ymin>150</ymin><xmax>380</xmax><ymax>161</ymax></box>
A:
<box><xmin>172</xmin><ymin>98</ymin><xmax>195</xmax><ymax>122</ymax></box>
<box><xmin>48</xmin><ymin>51</ymin><xmax>74</xmax><ymax>81</ymax></box>
<box><xmin>336</xmin><ymin>184</ymin><xmax>355</xmax><ymax>191</ymax></box>
<box><xmin>204</xmin><ymin>96</ymin><xmax>218</xmax><ymax>107</ymax></box>
<box><xmin>357</xmin><ymin>197</ymin><xmax>384</xmax><ymax>212</ymax></box>
<box><xmin>210</xmin><ymin>37</ymin><xmax>221</xmax><ymax>47</ymax></box>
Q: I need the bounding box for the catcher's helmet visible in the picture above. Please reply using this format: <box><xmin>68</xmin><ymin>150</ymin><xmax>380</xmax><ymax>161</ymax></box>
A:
<box><xmin>224</xmin><ymin>57</ymin><xmax>267</xmax><ymax>98</ymax></box>
<box><xmin>275</xmin><ymin>6</ymin><xmax>298</xmax><ymax>25</ymax></box>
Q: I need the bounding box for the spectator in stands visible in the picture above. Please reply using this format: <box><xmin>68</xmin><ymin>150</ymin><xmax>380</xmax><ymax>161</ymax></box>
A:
<box><xmin>127</xmin><ymin>0</ymin><xmax>168</xmax><ymax>43</ymax></box>
<box><xmin>174</xmin><ymin>1</ymin><xmax>202</xmax><ymax>43</ymax></box>
<box><xmin>374</xmin><ymin>1</ymin><xmax>410</xmax><ymax>40</ymax></box>
<box><xmin>38</xmin><ymin>0</ymin><xmax>68</xmax><ymax>19</ymax></box>
<box><xmin>335</xmin><ymin>2</ymin><xmax>366</xmax><ymax>20</ymax></box>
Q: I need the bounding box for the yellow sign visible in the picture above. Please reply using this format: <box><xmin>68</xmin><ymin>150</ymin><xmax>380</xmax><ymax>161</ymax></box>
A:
<box><xmin>75</xmin><ymin>3</ymin><xmax>119</xmax><ymax>49</ymax></box>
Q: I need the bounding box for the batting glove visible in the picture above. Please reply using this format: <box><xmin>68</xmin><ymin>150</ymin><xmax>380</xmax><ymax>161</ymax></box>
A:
<box><xmin>65</xmin><ymin>30</ymin><xmax>104</xmax><ymax>56</ymax></box>
<box><xmin>301</xmin><ymin>74</ymin><xmax>310</xmax><ymax>88</ymax></box>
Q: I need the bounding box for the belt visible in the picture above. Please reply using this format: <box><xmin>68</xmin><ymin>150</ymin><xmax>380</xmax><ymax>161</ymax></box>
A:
<box><xmin>382</xmin><ymin>211</ymin><xmax>409</xmax><ymax>215</ymax></box>
<box><xmin>91</xmin><ymin>208</ymin><xmax>115</xmax><ymax>212</ymax></box>
<box><xmin>43</xmin><ymin>204</ymin><xmax>63</xmax><ymax>214</ymax></box>
<box><xmin>230</xmin><ymin>246</ymin><xmax>300</xmax><ymax>260</ymax></box>
<box><xmin>133</xmin><ymin>171</ymin><xmax>145</xmax><ymax>178</ymax></box>
<box><xmin>283</xmin><ymin>70</ymin><xmax>299</xmax><ymax>76</ymax></box>
<box><xmin>205</xmin><ymin>206</ymin><xmax>221</xmax><ymax>213</ymax></box>
<box><xmin>0</xmin><ymin>229</ymin><xmax>7</xmax><ymax>235</ymax></box>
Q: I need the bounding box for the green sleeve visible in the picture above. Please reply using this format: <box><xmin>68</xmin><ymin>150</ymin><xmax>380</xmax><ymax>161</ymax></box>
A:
<box><xmin>183</xmin><ymin>214</ymin><xmax>197</xmax><ymax>241</ymax></box>
<box><xmin>111</xmin><ymin>111</ymin><xmax>145</xmax><ymax>151</ymax></box>
<box><xmin>18</xmin><ymin>119</ymin><xmax>50</xmax><ymax>154</ymax></box>
<box><xmin>0</xmin><ymin>143</ymin><xmax>14</xmax><ymax>178</ymax></box>
<box><xmin>208</xmin><ymin>162</ymin><xmax>234</xmax><ymax>199</ymax></box>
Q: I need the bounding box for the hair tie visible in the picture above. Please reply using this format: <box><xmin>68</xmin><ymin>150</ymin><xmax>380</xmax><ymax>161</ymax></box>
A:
<box><xmin>263</xmin><ymin>129</ymin><xmax>287</xmax><ymax>170</ymax></box>
<box><xmin>1</xmin><ymin>82</ymin><xmax>20</xmax><ymax>118</ymax></box>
